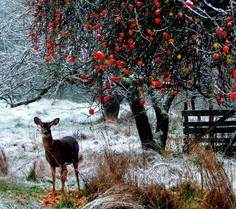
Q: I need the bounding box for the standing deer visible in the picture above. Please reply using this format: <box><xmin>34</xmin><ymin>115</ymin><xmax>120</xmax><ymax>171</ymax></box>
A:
<box><xmin>34</xmin><ymin>117</ymin><xmax>80</xmax><ymax>192</ymax></box>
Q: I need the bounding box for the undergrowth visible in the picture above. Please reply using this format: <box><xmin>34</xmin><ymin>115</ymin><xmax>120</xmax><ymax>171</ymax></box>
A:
<box><xmin>83</xmin><ymin>145</ymin><xmax>235</xmax><ymax>209</ymax></box>
<box><xmin>0</xmin><ymin>144</ymin><xmax>235</xmax><ymax>208</ymax></box>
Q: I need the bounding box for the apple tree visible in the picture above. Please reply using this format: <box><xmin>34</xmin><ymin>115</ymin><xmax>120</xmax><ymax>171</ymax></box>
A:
<box><xmin>81</xmin><ymin>0</ymin><xmax>235</xmax><ymax>149</ymax></box>
<box><xmin>2</xmin><ymin>0</ymin><xmax>235</xmax><ymax>151</ymax></box>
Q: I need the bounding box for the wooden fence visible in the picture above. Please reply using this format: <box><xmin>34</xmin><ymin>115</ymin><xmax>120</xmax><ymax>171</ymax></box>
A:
<box><xmin>182</xmin><ymin>109</ymin><xmax>236</xmax><ymax>156</ymax></box>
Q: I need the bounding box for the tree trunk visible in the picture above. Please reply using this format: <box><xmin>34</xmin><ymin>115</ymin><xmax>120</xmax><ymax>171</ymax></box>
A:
<box><xmin>129</xmin><ymin>98</ymin><xmax>158</xmax><ymax>151</ymax></box>
<box><xmin>152</xmin><ymin>94</ymin><xmax>175</xmax><ymax>150</ymax></box>
<box><xmin>153</xmin><ymin>105</ymin><xmax>169</xmax><ymax>149</ymax></box>
<box><xmin>103</xmin><ymin>94</ymin><xmax>124</xmax><ymax>120</ymax></box>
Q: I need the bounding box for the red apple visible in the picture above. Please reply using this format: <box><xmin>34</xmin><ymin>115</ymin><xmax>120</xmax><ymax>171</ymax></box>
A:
<box><xmin>213</xmin><ymin>53</ymin><xmax>219</xmax><ymax>60</ymax></box>
<box><xmin>177</xmin><ymin>13</ymin><xmax>183</xmax><ymax>18</ymax></box>
<box><xmin>45</xmin><ymin>56</ymin><xmax>52</xmax><ymax>62</ymax></box>
<box><xmin>115</xmin><ymin>46</ymin><xmax>120</xmax><ymax>52</ymax></box>
<box><xmin>96</xmin><ymin>34</ymin><xmax>102</xmax><ymax>40</ymax></box>
<box><xmin>155</xmin><ymin>56</ymin><xmax>161</xmax><ymax>62</ymax></box>
<box><xmin>94</xmin><ymin>51</ymin><xmax>105</xmax><ymax>60</ymax></box>
<box><xmin>56</xmin><ymin>9</ymin><xmax>61</xmax><ymax>15</ymax></box>
<box><xmin>155</xmin><ymin>17</ymin><xmax>161</xmax><ymax>24</ymax></box>
<box><xmin>233</xmin><ymin>84</ymin><xmax>236</xmax><ymax>91</ymax></box>
<box><xmin>55</xmin><ymin>17</ymin><xmax>61</xmax><ymax>23</ymax></box>
<box><xmin>227</xmin><ymin>22</ymin><xmax>232</xmax><ymax>29</ymax></box>
<box><xmin>163</xmin><ymin>32</ymin><xmax>168</xmax><ymax>37</ymax></box>
<box><xmin>111</xmin><ymin>76</ymin><xmax>117</xmax><ymax>82</ymax></box>
<box><xmin>230</xmin><ymin>92</ymin><xmax>236</xmax><ymax>100</ymax></box>
<box><xmin>136</xmin><ymin>1</ymin><xmax>142</xmax><ymax>7</ymax></box>
<box><xmin>139</xmin><ymin>99</ymin><xmax>145</xmax><ymax>105</ymax></box>
<box><xmin>87</xmin><ymin>77</ymin><xmax>93</xmax><ymax>83</ymax></box>
<box><xmin>216</xmin><ymin>98</ymin><xmax>223</xmax><ymax>105</ymax></box>
<box><xmin>215</xmin><ymin>28</ymin><xmax>223</xmax><ymax>35</ymax></box>
<box><xmin>105</xmin><ymin>83</ymin><xmax>110</xmax><ymax>89</ymax></box>
<box><xmin>185</xmin><ymin>0</ymin><xmax>194</xmax><ymax>9</ymax></box>
<box><xmin>115</xmin><ymin>17</ymin><xmax>121</xmax><ymax>23</ymax></box>
<box><xmin>101</xmin><ymin>10</ymin><xmax>106</xmax><ymax>15</ymax></box>
<box><xmin>94</xmin><ymin>24</ymin><xmax>101</xmax><ymax>30</ymax></box>
<box><xmin>185</xmin><ymin>99</ymin><xmax>190</xmax><ymax>103</ymax></box>
<box><xmin>103</xmin><ymin>97</ymin><xmax>109</xmax><ymax>103</ymax></box>
<box><xmin>223</xmin><ymin>46</ymin><xmax>229</xmax><ymax>53</ymax></box>
<box><xmin>233</xmin><ymin>70</ymin><xmax>236</xmax><ymax>78</ymax></box>
<box><xmin>224</xmin><ymin>40</ymin><xmax>231</xmax><ymax>46</ymax></box>
<box><xmin>80</xmin><ymin>74</ymin><xmax>86</xmax><ymax>79</ymax></box>
<box><xmin>154</xmin><ymin>9</ymin><xmax>161</xmax><ymax>16</ymax></box>
<box><xmin>33</xmin><ymin>45</ymin><xmax>39</xmax><ymax>50</ymax></box>
<box><xmin>89</xmin><ymin>108</ymin><xmax>95</xmax><ymax>115</ymax></box>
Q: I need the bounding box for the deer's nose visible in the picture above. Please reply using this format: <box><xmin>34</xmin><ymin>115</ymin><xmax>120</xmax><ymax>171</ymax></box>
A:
<box><xmin>42</xmin><ymin>130</ymin><xmax>49</xmax><ymax>135</ymax></box>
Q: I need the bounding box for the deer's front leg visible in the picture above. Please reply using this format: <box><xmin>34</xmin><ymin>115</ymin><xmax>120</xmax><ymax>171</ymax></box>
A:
<box><xmin>60</xmin><ymin>165</ymin><xmax>68</xmax><ymax>192</ymax></box>
<box><xmin>50</xmin><ymin>166</ymin><xmax>56</xmax><ymax>192</ymax></box>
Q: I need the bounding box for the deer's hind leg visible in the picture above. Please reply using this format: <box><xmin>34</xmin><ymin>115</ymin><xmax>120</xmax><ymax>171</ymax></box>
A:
<box><xmin>73</xmin><ymin>162</ymin><xmax>80</xmax><ymax>191</ymax></box>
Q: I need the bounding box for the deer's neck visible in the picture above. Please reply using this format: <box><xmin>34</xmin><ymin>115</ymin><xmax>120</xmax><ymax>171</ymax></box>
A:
<box><xmin>42</xmin><ymin>135</ymin><xmax>54</xmax><ymax>151</ymax></box>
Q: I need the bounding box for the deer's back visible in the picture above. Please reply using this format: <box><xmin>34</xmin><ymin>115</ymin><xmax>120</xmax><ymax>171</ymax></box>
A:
<box><xmin>45</xmin><ymin>136</ymin><xmax>79</xmax><ymax>167</ymax></box>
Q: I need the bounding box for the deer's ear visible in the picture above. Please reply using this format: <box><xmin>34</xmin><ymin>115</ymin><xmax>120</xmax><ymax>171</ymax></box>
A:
<box><xmin>50</xmin><ymin>118</ymin><xmax>60</xmax><ymax>126</ymax></box>
<box><xmin>34</xmin><ymin>117</ymin><xmax>42</xmax><ymax>126</ymax></box>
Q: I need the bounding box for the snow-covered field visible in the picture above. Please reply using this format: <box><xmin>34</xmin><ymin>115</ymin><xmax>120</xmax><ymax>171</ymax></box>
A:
<box><xmin>0</xmin><ymin>98</ymin><xmax>235</xmax><ymax>197</ymax></box>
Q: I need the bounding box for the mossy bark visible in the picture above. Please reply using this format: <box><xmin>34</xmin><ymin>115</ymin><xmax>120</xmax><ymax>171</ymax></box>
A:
<box><xmin>152</xmin><ymin>94</ymin><xmax>175</xmax><ymax>150</ymax></box>
<box><xmin>129</xmin><ymin>98</ymin><xmax>158</xmax><ymax>151</ymax></box>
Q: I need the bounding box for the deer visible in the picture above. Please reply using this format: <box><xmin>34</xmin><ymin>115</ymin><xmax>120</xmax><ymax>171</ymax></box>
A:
<box><xmin>34</xmin><ymin>117</ymin><xmax>80</xmax><ymax>193</ymax></box>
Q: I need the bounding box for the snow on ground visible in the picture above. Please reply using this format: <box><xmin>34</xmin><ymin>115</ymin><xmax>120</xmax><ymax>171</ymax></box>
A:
<box><xmin>0</xmin><ymin>99</ymin><xmax>235</xmax><ymax>192</ymax></box>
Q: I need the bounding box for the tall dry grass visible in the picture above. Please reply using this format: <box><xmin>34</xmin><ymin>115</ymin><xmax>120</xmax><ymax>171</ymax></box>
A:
<box><xmin>191</xmin><ymin>144</ymin><xmax>236</xmax><ymax>209</ymax></box>
<box><xmin>81</xmin><ymin>145</ymin><xmax>236</xmax><ymax>209</ymax></box>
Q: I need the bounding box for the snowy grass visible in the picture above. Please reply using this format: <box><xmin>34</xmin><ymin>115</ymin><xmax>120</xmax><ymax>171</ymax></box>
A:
<box><xmin>0</xmin><ymin>99</ymin><xmax>235</xmax><ymax>208</ymax></box>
